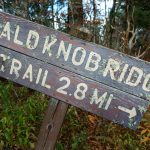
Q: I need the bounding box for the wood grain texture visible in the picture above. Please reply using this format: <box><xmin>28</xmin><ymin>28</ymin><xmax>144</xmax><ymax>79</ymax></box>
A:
<box><xmin>0</xmin><ymin>46</ymin><xmax>148</xmax><ymax>129</ymax></box>
<box><xmin>36</xmin><ymin>98</ymin><xmax>68</xmax><ymax>150</ymax></box>
<box><xmin>0</xmin><ymin>12</ymin><xmax>149</xmax><ymax>101</ymax></box>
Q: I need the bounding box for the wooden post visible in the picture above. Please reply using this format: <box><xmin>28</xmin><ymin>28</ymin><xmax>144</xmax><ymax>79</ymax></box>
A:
<box><xmin>36</xmin><ymin>98</ymin><xmax>68</xmax><ymax>150</ymax></box>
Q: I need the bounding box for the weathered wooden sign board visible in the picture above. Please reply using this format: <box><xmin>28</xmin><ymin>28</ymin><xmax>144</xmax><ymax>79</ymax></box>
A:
<box><xmin>0</xmin><ymin>12</ymin><xmax>149</xmax><ymax>129</ymax></box>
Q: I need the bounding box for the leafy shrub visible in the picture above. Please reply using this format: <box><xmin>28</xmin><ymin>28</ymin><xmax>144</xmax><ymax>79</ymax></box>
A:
<box><xmin>0</xmin><ymin>81</ymin><xmax>48</xmax><ymax>149</ymax></box>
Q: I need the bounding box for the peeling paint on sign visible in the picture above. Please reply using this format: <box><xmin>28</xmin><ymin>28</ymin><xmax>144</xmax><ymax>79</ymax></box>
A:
<box><xmin>0</xmin><ymin>12</ymin><xmax>149</xmax><ymax>129</ymax></box>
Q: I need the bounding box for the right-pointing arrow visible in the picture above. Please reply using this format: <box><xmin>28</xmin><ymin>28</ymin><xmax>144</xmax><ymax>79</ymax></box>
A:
<box><xmin>118</xmin><ymin>106</ymin><xmax>137</xmax><ymax>119</ymax></box>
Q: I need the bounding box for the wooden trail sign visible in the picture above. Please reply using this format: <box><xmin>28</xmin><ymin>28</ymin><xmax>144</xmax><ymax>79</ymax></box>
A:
<box><xmin>0</xmin><ymin>12</ymin><xmax>150</xmax><ymax>102</ymax></box>
<box><xmin>0</xmin><ymin>12</ymin><xmax>149</xmax><ymax>129</ymax></box>
<box><xmin>0</xmin><ymin>46</ymin><xmax>148</xmax><ymax>129</ymax></box>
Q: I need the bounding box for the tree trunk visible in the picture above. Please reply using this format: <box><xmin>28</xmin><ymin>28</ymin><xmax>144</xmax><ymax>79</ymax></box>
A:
<box><xmin>108</xmin><ymin>0</ymin><xmax>116</xmax><ymax>48</ymax></box>
<box><xmin>68</xmin><ymin>0</ymin><xmax>83</xmax><ymax>26</ymax></box>
<box><xmin>68</xmin><ymin>0</ymin><xmax>84</xmax><ymax>38</ymax></box>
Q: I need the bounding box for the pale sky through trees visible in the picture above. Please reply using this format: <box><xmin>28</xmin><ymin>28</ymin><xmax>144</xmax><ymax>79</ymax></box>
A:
<box><xmin>83</xmin><ymin>0</ymin><xmax>113</xmax><ymax>23</ymax></box>
<box><xmin>52</xmin><ymin>0</ymin><xmax>113</xmax><ymax>29</ymax></box>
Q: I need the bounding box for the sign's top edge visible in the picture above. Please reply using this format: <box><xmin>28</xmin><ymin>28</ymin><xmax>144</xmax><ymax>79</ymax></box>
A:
<box><xmin>0</xmin><ymin>11</ymin><xmax>149</xmax><ymax>65</ymax></box>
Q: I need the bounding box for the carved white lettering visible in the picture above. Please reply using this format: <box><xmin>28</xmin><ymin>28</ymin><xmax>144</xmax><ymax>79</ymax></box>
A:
<box><xmin>14</xmin><ymin>25</ymin><xmax>23</xmax><ymax>45</ymax></box>
<box><xmin>23</xmin><ymin>64</ymin><xmax>33</xmax><ymax>82</ymax></box>
<box><xmin>10</xmin><ymin>58</ymin><xmax>22</xmax><ymax>77</ymax></box>
<box><xmin>36</xmin><ymin>68</ymin><xmax>43</xmax><ymax>84</ymax></box>
<box><xmin>0</xmin><ymin>22</ymin><xmax>10</xmax><ymax>40</ymax></box>
<box><xmin>26</xmin><ymin>30</ymin><xmax>39</xmax><ymax>49</ymax></box>
<box><xmin>72</xmin><ymin>47</ymin><xmax>86</xmax><ymax>66</ymax></box>
<box><xmin>126</xmin><ymin>67</ymin><xmax>143</xmax><ymax>87</ymax></box>
<box><xmin>103</xmin><ymin>58</ymin><xmax>120</xmax><ymax>80</ymax></box>
<box><xmin>57</xmin><ymin>41</ymin><xmax>72</xmax><ymax>61</ymax></box>
<box><xmin>90</xmin><ymin>89</ymin><xmax>113</xmax><ymax>110</ymax></box>
<box><xmin>143</xmin><ymin>74</ymin><xmax>150</xmax><ymax>92</ymax></box>
<box><xmin>85</xmin><ymin>52</ymin><xmax>101</xmax><ymax>72</ymax></box>
<box><xmin>118</xmin><ymin>64</ymin><xmax>129</xmax><ymax>82</ymax></box>
<box><xmin>0</xmin><ymin>54</ymin><xmax>10</xmax><ymax>72</ymax></box>
<box><xmin>42</xmin><ymin>36</ymin><xmax>57</xmax><ymax>56</ymax></box>
<box><xmin>41</xmin><ymin>70</ymin><xmax>51</xmax><ymax>89</ymax></box>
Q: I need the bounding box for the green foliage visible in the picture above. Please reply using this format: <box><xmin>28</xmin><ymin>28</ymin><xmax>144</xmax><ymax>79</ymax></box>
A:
<box><xmin>0</xmin><ymin>81</ymin><xmax>48</xmax><ymax>149</ymax></box>
<box><xmin>56</xmin><ymin>107</ymin><xmax>90</xmax><ymax>150</ymax></box>
<box><xmin>134</xmin><ymin>7</ymin><xmax>150</xmax><ymax>28</ymax></box>
<box><xmin>0</xmin><ymin>82</ymin><xmax>149</xmax><ymax>149</ymax></box>
<box><xmin>56</xmin><ymin>108</ymin><xmax>150</xmax><ymax>150</ymax></box>
<box><xmin>0</xmin><ymin>0</ymin><xmax>150</xmax><ymax>149</ymax></box>
<box><xmin>134</xmin><ymin>0</ymin><xmax>150</xmax><ymax>10</ymax></box>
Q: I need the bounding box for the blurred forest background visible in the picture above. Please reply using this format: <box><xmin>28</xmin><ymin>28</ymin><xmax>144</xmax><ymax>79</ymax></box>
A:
<box><xmin>0</xmin><ymin>0</ymin><xmax>150</xmax><ymax>149</ymax></box>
